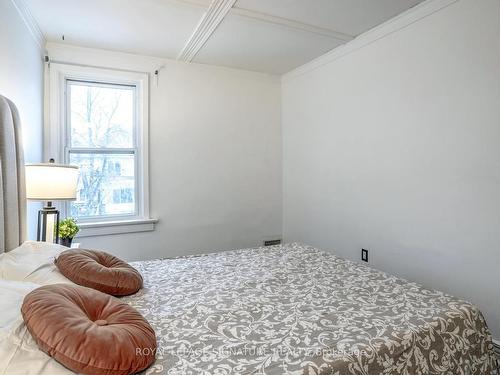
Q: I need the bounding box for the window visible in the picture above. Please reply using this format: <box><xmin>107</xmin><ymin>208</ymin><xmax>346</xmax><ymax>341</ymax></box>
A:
<box><xmin>47</xmin><ymin>64</ymin><xmax>155</xmax><ymax>236</ymax></box>
<box><xmin>67</xmin><ymin>80</ymin><xmax>137</xmax><ymax>219</ymax></box>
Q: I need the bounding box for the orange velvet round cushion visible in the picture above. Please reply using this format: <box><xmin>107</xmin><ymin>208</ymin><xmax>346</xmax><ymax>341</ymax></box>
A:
<box><xmin>55</xmin><ymin>249</ymin><xmax>143</xmax><ymax>296</ymax></box>
<box><xmin>21</xmin><ymin>284</ymin><xmax>156</xmax><ymax>375</ymax></box>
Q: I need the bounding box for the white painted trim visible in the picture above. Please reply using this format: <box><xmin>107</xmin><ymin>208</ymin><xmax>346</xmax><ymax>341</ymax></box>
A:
<box><xmin>230</xmin><ymin>7</ymin><xmax>354</xmax><ymax>42</ymax></box>
<box><xmin>10</xmin><ymin>0</ymin><xmax>46</xmax><ymax>51</ymax></box>
<box><xmin>170</xmin><ymin>0</ymin><xmax>354</xmax><ymax>42</ymax></box>
<box><xmin>46</xmin><ymin>58</ymin><xmax>151</xmax><ymax>76</ymax></box>
<box><xmin>282</xmin><ymin>0</ymin><xmax>459</xmax><ymax>82</ymax></box>
<box><xmin>77</xmin><ymin>218</ymin><xmax>158</xmax><ymax>237</ymax></box>
<box><xmin>178</xmin><ymin>0</ymin><xmax>237</xmax><ymax>62</ymax></box>
<box><xmin>45</xmin><ymin>63</ymin><xmax>153</xmax><ymax>226</ymax></box>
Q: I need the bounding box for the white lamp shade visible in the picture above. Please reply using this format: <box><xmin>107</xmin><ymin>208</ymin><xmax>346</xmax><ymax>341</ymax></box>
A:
<box><xmin>25</xmin><ymin>163</ymin><xmax>79</xmax><ymax>201</ymax></box>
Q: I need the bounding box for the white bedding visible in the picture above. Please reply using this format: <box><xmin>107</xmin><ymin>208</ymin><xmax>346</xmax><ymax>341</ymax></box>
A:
<box><xmin>0</xmin><ymin>241</ymin><xmax>72</xmax><ymax>285</ymax></box>
<box><xmin>0</xmin><ymin>242</ymin><xmax>75</xmax><ymax>375</ymax></box>
<box><xmin>0</xmin><ymin>279</ymin><xmax>72</xmax><ymax>375</ymax></box>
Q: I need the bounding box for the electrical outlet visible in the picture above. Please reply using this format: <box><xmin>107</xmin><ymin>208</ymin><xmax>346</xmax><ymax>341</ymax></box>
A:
<box><xmin>361</xmin><ymin>249</ymin><xmax>369</xmax><ymax>262</ymax></box>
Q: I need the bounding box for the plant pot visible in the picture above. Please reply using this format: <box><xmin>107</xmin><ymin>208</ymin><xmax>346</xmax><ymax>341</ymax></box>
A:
<box><xmin>60</xmin><ymin>237</ymin><xmax>73</xmax><ymax>248</ymax></box>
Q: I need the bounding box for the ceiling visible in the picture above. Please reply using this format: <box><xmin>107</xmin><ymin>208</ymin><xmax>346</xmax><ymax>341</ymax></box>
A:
<box><xmin>24</xmin><ymin>0</ymin><xmax>424</xmax><ymax>74</ymax></box>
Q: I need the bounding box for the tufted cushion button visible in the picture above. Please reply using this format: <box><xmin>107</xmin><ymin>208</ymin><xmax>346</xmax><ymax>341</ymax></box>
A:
<box><xmin>22</xmin><ymin>284</ymin><xmax>156</xmax><ymax>375</ymax></box>
<box><xmin>55</xmin><ymin>249</ymin><xmax>143</xmax><ymax>296</ymax></box>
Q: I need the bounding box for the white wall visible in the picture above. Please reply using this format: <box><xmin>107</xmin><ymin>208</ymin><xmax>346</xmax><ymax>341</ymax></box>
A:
<box><xmin>46</xmin><ymin>43</ymin><xmax>282</xmax><ymax>261</ymax></box>
<box><xmin>0</xmin><ymin>0</ymin><xmax>44</xmax><ymax>241</ymax></box>
<box><xmin>282</xmin><ymin>0</ymin><xmax>500</xmax><ymax>339</ymax></box>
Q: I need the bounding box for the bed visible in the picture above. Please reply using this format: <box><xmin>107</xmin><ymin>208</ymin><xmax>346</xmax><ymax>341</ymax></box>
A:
<box><xmin>130</xmin><ymin>243</ymin><xmax>497</xmax><ymax>374</ymax></box>
<box><xmin>1</xmin><ymin>241</ymin><xmax>497</xmax><ymax>374</ymax></box>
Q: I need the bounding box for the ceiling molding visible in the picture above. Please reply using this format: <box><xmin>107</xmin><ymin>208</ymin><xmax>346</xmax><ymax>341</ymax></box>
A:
<box><xmin>282</xmin><ymin>0</ymin><xmax>458</xmax><ymax>81</ymax></box>
<box><xmin>171</xmin><ymin>0</ymin><xmax>354</xmax><ymax>43</ymax></box>
<box><xmin>178</xmin><ymin>0</ymin><xmax>237</xmax><ymax>62</ymax></box>
<box><xmin>10</xmin><ymin>0</ymin><xmax>46</xmax><ymax>51</ymax></box>
<box><xmin>230</xmin><ymin>7</ymin><xmax>354</xmax><ymax>42</ymax></box>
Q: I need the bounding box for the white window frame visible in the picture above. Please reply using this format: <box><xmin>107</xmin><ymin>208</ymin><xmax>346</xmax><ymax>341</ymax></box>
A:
<box><xmin>46</xmin><ymin>63</ymin><xmax>156</xmax><ymax>237</ymax></box>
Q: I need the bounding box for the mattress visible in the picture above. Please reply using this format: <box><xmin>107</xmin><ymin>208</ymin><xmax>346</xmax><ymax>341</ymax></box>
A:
<box><xmin>121</xmin><ymin>243</ymin><xmax>498</xmax><ymax>374</ymax></box>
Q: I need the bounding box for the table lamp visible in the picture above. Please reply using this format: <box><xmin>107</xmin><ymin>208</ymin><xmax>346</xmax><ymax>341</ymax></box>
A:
<box><xmin>25</xmin><ymin>161</ymin><xmax>79</xmax><ymax>243</ymax></box>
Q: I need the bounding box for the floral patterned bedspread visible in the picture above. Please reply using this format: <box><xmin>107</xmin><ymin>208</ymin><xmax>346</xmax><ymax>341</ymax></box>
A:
<box><xmin>125</xmin><ymin>243</ymin><xmax>497</xmax><ymax>375</ymax></box>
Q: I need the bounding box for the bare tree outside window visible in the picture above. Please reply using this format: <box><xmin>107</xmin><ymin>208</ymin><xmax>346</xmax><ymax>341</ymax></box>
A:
<box><xmin>67</xmin><ymin>81</ymin><xmax>137</xmax><ymax>219</ymax></box>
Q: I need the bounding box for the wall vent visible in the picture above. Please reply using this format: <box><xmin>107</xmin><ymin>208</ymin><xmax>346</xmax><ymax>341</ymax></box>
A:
<box><xmin>264</xmin><ymin>239</ymin><xmax>282</xmax><ymax>247</ymax></box>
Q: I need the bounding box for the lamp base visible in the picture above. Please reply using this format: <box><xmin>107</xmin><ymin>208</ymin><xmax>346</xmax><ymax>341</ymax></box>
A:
<box><xmin>36</xmin><ymin>202</ymin><xmax>60</xmax><ymax>243</ymax></box>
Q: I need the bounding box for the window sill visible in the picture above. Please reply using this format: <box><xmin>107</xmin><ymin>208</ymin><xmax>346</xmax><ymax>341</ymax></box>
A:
<box><xmin>76</xmin><ymin>218</ymin><xmax>158</xmax><ymax>238</ymax></box>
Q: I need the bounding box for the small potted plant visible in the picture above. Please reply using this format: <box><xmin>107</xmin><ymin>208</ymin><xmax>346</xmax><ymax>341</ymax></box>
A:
<box><xmin>58</xmin><ymin>218</ymin><xmax>80</xmax><ymax>247</ymax></box>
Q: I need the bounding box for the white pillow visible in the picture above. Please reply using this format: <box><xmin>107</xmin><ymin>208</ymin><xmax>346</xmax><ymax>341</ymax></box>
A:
<box><xmin>0</xmin><ymin>241</ymin><xmax>73</xmax><ymax>285</ymax></box>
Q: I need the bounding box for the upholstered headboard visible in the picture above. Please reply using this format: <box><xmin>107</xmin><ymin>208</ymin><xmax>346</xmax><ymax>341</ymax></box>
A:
<box><xmin>0</xmin><ymin>95</ymin><xmax>27</xmax><ymax>253</ymax></box>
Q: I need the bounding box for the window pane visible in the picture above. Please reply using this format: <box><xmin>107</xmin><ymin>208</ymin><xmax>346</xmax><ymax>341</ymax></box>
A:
<box><xmin>69</xmin><ymin>81</ymin><xmax>135</xmax><ymax>148</ymax></box>
<box><xmin>69</xmin><ymin>153</ymin><xmax>136</xmax><ymax>218</ymax></box>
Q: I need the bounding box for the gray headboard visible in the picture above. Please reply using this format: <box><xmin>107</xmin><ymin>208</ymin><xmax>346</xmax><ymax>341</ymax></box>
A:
<box><xmin>0</xmin><ymin>95</ymin><xmax>27</xmax><ymax>253</ymax></box>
